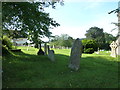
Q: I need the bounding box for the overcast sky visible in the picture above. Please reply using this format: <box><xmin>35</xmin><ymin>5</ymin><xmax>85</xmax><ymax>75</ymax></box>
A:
<box><xmin>43</xmin><ymin>0</ymin><xmax>119</xmax><ymax>40</ymax></box>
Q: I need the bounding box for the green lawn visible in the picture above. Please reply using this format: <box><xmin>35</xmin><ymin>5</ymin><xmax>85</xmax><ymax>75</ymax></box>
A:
<box><xmin>2</xmin><ymin>46</ymin><xmax>119</xmax><ymax>88</ymax></box>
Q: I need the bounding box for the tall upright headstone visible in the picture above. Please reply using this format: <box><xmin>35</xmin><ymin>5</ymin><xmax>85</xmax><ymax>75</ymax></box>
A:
<box><xmin>47</xmin><ymin>45</ymin><xmax>55</xmax><ymax>62</ymax></box>
<box><xmin>68</xmin><ymin>38</ymin><xmax>82</xmax><ymax>71</ymax></box>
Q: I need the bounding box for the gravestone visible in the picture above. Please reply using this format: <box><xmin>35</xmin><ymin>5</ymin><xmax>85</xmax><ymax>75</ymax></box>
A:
<box><xmin>110</xmin><ymin>41</ymin><xmax>117</xmax><ymax>57</ymax></box>
<box><xmin>68</xmin><ymin>38</ymin><xmax>82</xmax><ymax>71</ymax></box>
<box><xmin>47</xmin><ymin>45</ymin><xmax>55</xmax><ymax>62</ymax></box>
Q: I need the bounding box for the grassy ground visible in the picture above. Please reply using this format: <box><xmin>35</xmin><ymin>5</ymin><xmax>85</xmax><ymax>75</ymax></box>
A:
<box><xmin>2</xmin><ymin>46</ymin><xmax>119</xmax><ymax>88</ymax></box>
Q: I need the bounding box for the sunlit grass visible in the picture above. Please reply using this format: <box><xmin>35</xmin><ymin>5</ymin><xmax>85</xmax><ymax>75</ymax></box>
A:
<box><xmin>2</xmin><ymin>46</ymin><xmax>119</xmax><ymax>88</ymax></box>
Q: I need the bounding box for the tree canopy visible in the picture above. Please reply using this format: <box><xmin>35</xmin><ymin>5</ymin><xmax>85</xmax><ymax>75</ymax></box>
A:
<box><xmin>2</xmin><ymin>1</ymin><xmax>62</xmax><ymax>47</ymax></box>
<box><xmin>108</xmin><ymin>2</ymin><xmax>120</xmax><ymax>37</ymax></box>
<box><xmin>85</xmin><ymin>27</ymin><xmax>105</xmax><ymax>47</ymax></box>
<box><xmin>85</xmin><ymin>26</ymin><xmax>116</xmax><ymax>50</ymax></box>
<box><xmin>50</xmin><ymin>34</ymin><xmax>74</xmax><ymax>48</ymax></box>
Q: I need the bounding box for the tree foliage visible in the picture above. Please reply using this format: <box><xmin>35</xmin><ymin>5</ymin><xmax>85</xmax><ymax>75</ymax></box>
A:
<box><xmin>2</xmin><ymin>1</ymin><xmax>61</xmax><ymax>47</ymax></box>
<box><xmin>108</xmin><ymin>2</ymin><xmax>120</xmax><ymax>37</ymax></box>
<box><xmin>85</xmin><ymin>27</ymin><xmax>116</xmax><ymax>50</ymax></box>
<box><xmin>85</xmin><ymin>26</ymin><xmax>105</xmax><ymax>48</ymax></box>
<box><xmin>104</xmin><ymin>32</ymin><xmax>116</xmax><ymax>44</ymax></box>
<box><xmin>82</xmin><ymin>39</ymin><xmax>98</xmax><ymax>53</ymax></box>
<box><xmin>50</xmin><ymin>34</ymin><xmax>74</xmax><ymax>48</ymax></box>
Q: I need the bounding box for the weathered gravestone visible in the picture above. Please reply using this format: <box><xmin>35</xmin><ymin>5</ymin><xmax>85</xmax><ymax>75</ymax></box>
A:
<box><xmin>47</xmin><ymin>45</ymin><xmax>55</xmax><ymax>62</ymax></box>
<box><xmin>110</xmin><ymin>41</ymin><xmax>117</xmax><ymax>57</ymax></box>
<box><xmin>68</xmin><ymin>38</ymin><xmax>82</xmax><ymax>71</ymax></box>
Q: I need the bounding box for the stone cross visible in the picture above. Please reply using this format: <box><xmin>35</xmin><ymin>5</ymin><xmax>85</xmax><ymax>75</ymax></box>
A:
<box><xmin>110</xmin><ymin>41</ymin><xmax>118</xmax><ymax>57</ymax></box>
<box><xmin>68</xmin><ymin>38</ymin><xmax>82</xmax><ymax>71</ymax></box>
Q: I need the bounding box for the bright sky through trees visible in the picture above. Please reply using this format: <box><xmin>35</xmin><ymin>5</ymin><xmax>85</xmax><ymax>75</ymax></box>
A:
<box><xmin>44</xmin><ymin>0</ymin><xmax>119</xmax><ymax>39</ymax></box>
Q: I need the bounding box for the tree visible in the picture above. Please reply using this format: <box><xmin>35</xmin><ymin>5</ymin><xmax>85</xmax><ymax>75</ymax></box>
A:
<box><xmin>108</xmin><ymin>1</ymin><xmax>120</xmax><ymax>37</ymax></box>
<box><xmin>85</xmin><ymin>26</ymin><xmax>105</xmax><ymax>49</ymax></box>
<box><xmin>3</xmin><ymin>30</ymin><xmax>28</xmax><ymax>39</ymax></box>
<box><xmin>103</xmin><ymin>32</ymin><xmax>116</xmax><ymax>50</ymax></box>
<box><xmin>50</xmin><ymin>34</ymin><xmax>74</xmax><ymax>48</ymax></box>
<box><xmin>2</xmin><ymin>1</ymin><xmax>62</xmax><ymax>48</ymax></box>
<box><xmin>104</xmin><ymin>32</ymin><xmax>116</xmax><ymax>44</ymax></box>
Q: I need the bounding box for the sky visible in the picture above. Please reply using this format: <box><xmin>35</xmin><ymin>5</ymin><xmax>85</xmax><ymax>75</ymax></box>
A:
<box><xmin>42</xmin><ymin>0</ymin><xmax>119</xmax><ymax>41</ymax></box>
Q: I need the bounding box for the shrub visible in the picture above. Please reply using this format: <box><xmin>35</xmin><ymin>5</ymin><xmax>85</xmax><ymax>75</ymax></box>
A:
<box><xmin>82</xmin><ymin>39</ymin><xmax>98</xmax><ymax>53</ymax></box>
<box><xmin>2</xmin><ymin>36</ymin><xmax>13</xmax><ymax>49</ymax></box>
<box><xmin>84</xmin><ymin>48</ymin><xmax>94</xmax><ymax>54</ymax></box>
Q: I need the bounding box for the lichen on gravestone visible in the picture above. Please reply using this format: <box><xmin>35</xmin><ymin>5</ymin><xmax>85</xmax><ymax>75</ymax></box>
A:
<box><xmin>68</xmin><ymin>38</ymin><xmax>82</xmax><ymax>71</ymax></box>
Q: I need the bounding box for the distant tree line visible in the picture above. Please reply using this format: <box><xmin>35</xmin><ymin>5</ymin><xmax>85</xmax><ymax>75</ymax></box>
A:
<box><xmin>49</xmin><ymin>34</ymin><xmax>74</xmax><ymax>48</ymax></box>
<box><xmin>82</xmin><ymin>26</ymin><xmax>116</xmax><ymax>53</ymax></box>
<box><xmin>50</xmin><ymin>26</ymin><xmax>116</xmax><ymax>54</ymax></box>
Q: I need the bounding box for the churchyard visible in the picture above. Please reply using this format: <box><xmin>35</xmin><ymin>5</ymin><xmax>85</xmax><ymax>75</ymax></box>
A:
<box><xmin>2</xmin><ymin>1</ymin><xmax>120</xmax><ymax>89</ymax></box>
<box><xmin>2</xmin><ymin>45</ymin><xmax>119</xmax><ymax>88</ymax></box>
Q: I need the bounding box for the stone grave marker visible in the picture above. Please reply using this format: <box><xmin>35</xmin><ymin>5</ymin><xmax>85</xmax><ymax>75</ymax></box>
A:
<box><xmin>47</xmin><ymin>45</ymin><xmax>55</xmax><ymax>62</ymax></box>
<box><xmin>68</xmin><ymin>38</ymin><xmax>82</xmax><ymax>71</ymax></box>
<box><xmin>110</xmin><ymin>41</ymin><xmax>118</xmax><ymax>57</ymax></box>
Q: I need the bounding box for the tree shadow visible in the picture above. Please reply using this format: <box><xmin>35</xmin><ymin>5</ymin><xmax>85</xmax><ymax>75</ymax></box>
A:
<box><xmin>54</xmin><ymin>53</ymin><xmax>118</xmax><ymax>73</ymax></box>
<box><xmin>3</xmin><ymin>50</ymin><xmax>51</xmax><ymax>63</ymax></box>
<box><xmin>3</xmin><ymin>51</ymin><xmax>119</xmax><ymax>88</ymax></box>
<box><xmin>10</xmin><ymin>51</ymin><xmax>118</xmax><ymax>65</ymax></box>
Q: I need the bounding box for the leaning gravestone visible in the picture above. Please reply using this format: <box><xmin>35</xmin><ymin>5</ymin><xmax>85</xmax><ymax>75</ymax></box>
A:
<box><xmin>47</xmin><ymin>45</ymin><xmax>55</xmax><ymax>62</ymax></box>
<box><xmin>68</xmin><ymin>38</ymin><xmax>82</xmax><ymax>71</ymax></box>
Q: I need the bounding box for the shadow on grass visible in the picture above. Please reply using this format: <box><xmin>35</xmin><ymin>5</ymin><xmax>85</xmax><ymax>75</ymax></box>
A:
<box><xmin>5</xmin><ymin>50</ymin><xmax>118</xmax><ymax>67</ymax></box>
<box><xmin>2</xmin><ymin>51</ymin><xmax>119</xmax><ymax>88</ymax></box>
<box><xmin>3</xmin><ymin>50</ymin><xmax>118</xmax><ymax>68</ymax></box>
<box><xmin>3</xmin><ymin>50</ymin><xmax>52</xmax><ymax>63</ymax></box>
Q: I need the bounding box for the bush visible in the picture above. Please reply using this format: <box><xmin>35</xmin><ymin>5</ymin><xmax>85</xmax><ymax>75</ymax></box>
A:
<box><xmin>82</xmin><ymin>39</ymin><xmax>98</xmax><ymax>53</ymax></box>
<box><xmin>2</xmin><ymin>36</ymin><xmax>13</xmax><ymax>49</ymax></box>
<box><xmin>84</xmin><ymin>48</ymin><xmax>94</xmax><ymax>54</ymax></box>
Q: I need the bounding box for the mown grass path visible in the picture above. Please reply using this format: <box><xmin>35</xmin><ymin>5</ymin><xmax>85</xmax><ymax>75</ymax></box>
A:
<box><xmin>2</xmin><ymin>46</ymin><xmax>119</xmax><ymax>88</ymax></box>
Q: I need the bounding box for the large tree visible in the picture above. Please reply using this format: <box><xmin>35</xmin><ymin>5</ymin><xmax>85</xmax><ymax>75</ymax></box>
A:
<box><xmin>85</xmin><ymin>27</ymin><xmax>116</xmax><ymax>50</ymax></box>
<box><xmin>108</xmin><ymin>2</ymin><xmax>120</xmax><ymax>37</ymax></box>
<box><xmin>2</xmin><ymin>1</ymin><xmax>63</xmax><ymax>48</ymax></box>
<box><xmin>85</xmin><ymin>26</ymin><xmax>105</xmax><ymax>49</ymax></box>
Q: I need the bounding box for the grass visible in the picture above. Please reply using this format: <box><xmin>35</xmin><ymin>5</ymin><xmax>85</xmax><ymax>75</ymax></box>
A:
<box><xmin>2</xmin><ymin>46</ymin><xmax>119</xmax><ymax>88</ymax></box>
